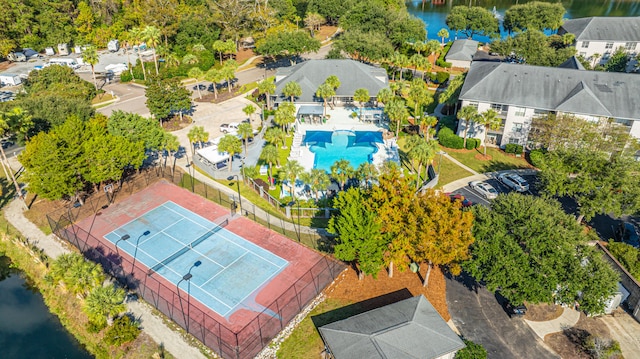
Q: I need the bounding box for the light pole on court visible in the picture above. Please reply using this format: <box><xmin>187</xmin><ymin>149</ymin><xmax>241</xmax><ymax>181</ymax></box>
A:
<box><xmin>114</xmin><ymin>234</ymin><xmax>130</xmax><ymax>256</ymax></box>
<box><xmin>437</xmin><ymin>151</ymin><xmax>447</xmax><ymax>176</ymax></box>
<box><xmin>177</xmin><ymin>260</ymin><xmax>202</xmax><ymax>333</ymax></box>
<box><xmin>227</xmin><ymin>174</ymin><xmax>243</xmax><ymax>214</ymax></box>
<box><xmin>131</xmin><ymin>230</ymin><xmax>151</xmax><ymax>276</ymax></box>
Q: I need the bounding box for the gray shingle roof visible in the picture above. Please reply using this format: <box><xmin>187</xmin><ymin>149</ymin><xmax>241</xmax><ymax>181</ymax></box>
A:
<box><xmin>558</xmin><ymin>56</ymin><xmax>586</xmax><ymax>70</ymax></box>
<box><xmin>445</xmin><ymin>39</ymin><xmax>479</xmax><ymax>62</ymax></box>
<box><xmin>274</xmin><ymin>59</ymin><xmax>388</xmax><ymax>103</ymax></box>
<box><xmin>560</xmin><ymin>16</ymin><xmax>640</xmax><ymax>42</ymax></box>
<box><xmin>459</xmin><ymin>62</ymin><xmax>640</xmax><ymax>120</ymax></box>
<box><xmin>318</xmin><ymin>295</ymin><xmax>465</xmax><ymax>359</ymax></box>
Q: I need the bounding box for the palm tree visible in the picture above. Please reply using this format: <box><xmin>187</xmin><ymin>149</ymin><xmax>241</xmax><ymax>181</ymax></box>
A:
<box><xmin>316</xmin><ymin>83</ymin><xmax>335</xmax><ymax>116</ymax></box>
<box><xmin>282</xmin><ymin>81</ymin><xmax>302</xmax><ymax>102</ymax></box>
<box><xmin>477</xmin><ymin>109</ymin><xmax>502</xmax><ymax>156</ymax></box>
<box><xmin>265</xmin><ymin>127</ymin><xmax>287</xmax><ymax>149</ymax></box>
<box><xmin>188</xmin><ymin>67</ymin><xmax>205</xmax><ymax>99</ymax></box>
<box><xmin>242</xmin><ymin>104</ymin><xmax>256</xmax><ymax>122</ymax></box>
<box><xmin>182</xmin><ymin>53</ymin><xmax>199</xmax><ymax>65</ymax></box>
<box><xmin>591</xmin><ymin>53</ymin><xmax>601</xmax><ymax>68</ymax></box>
<box><xmin>325</xmin><ymin>75</ymin><xmax>341</xmax><ymax>108</ymax></box>
<box><xmin>419</xmin><ymin>115</ymin><xmax>438</xmax><ymax>140</ymax></box>
<box><xmin>260</xmin><ymin>144</ymin><xmax>279</xmax><ymax>187</ymax></box>
<box><xmin>81</xmin><ymin>45</ymin><xmax>99</xmax><ymax>91</ymax></box>
<box><xmin>376</xmin><ymin>88</ymin><xmax>393</xmax><ymax>107</ymax></box>
<box><xmin>258</xmin><ymin>77</ymin><xmax>276</xmax><ymax>110</ymax></box>
<box><xmin>393</xmin><ymin>52</ymin><xmax>410</xmax><ymax>80</ymax></box>
<box><xmin>130</xmin><ymin>27</ymin><xmax>146</xmax><ymax>81</ymax></box>
<box><xmin>222</xmin><ymin>59</ymin><xmax>238</xmax><ymax>93</ymax></box>
<box><xmin>164</xmin><ymin>53</ymin><xmax>181</xmax><ymax>68</ymax></box>
<box><xmin>408</xmin><ymin>137</ymin><xmax>437</xmax><ymax>189</ymax></box>
<box><xmin>143</xmin><ymin>25</ymin><xmax>162</xmax><ymax>75</ymax></box>
<box><xmin>237</xmin><ymin>122</ymin><xmax>253</xmax><ymax>155</ymax></box>
<box><xmin>384</xmin><ymin>98</ymin><xmax>409</xmax><ymax>138</ymax></box>
<box><xmin>457</xmin><ymin>105</ymin><xmax>480</xmax><ymax>148</ymax></box>
<box><xmin>407</xmin><ymin>79</ymin><xmax>433</xmax><ymax>122</ymax></box>
<box><xmin>119</xmin><ymin>32</ymin><xmax>134</xmax><ymax>78</ymax></box>
<box><xmin>279</xmin><ymin>160</ymin><xmax>304</xmax><ymax>200</ymax></box>
<box><xmin>161</xmin><ymin>132</ymin><xmax>180</xmax><ymax>174</ymax></box>
<box><xmin>425</xmin><ymin>40</ymin><xmax>441</xmax><ymax>67</ymax></box>
<box><xmin>412</xmin><ymin>41</ymin><xmax>428</xmax><ymax>55</ymax></box>
<box><xmin>353</xmin><ymin>88</ymin><xmax>370</xmax><ymax>121</ymax></box>
<box><xmin>274</xmin><ymin>102</ymin><xmax>296</xmax><ymax>133</ymax></box>
<box><xmin>356</xmin><ymin>162</ymin><xmax>378</xmax><ymax>189</ymax></box>
<box><xmin>301</xmin><ymin>168</ymin><xmax>330</xmax><ymax>201</ymax></box>
<box><xmin>191</xmin><ymin>43</ymin><xmax>206</xmax><ymax>53</ymax></box>
<box><xmin>83</xmin><ymin>284</ymin><xmax>126</xmax><ymax>326</ymax></box>
<box><xmin>330</xmin><ymin>159</ymin><xmax>354</xmax><ymax>190</ymax></box>
<box><xmin>187</xmin><ymin>125</ymin><xmax>209</xmax><ymax>155</ymax></box>
<box><xmin>437</xmin><ymin>28</ymin><xmax>449</xmax><ymax>46</ymax></box>
<box><xmin>409</xmin><ymin>54</ymin><xmax>429</xmax><ymax>78</ymax></box>
<box><xmin>205</xmin><ymin>68</ymin><xmax>224</xmax><ymax>99</ymax></box>
<box><xmin>218</xmin><ymin>134</ymin><xmax>242</xmax><ymax>172</ymax></box>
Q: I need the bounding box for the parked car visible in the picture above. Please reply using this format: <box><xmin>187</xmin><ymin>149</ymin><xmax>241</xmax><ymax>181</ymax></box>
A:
<box><xmin>447</xmin><ymin>193</ymin><xmax>473</xmax><ymax>207</ymax></box>
<box><xmin>22</xmin><ymin>48</ymin><xmax>40</xmax><ymax>59</ymax></box>
<box><xmin>505</xmin><ymin>302</ymin><xmax>527</xmax><ymax>318</ymax></box>
<box><xmin>469</xmin><ymin>181</ymin><xmax>498</xmax><ymax>199</ymax></box>
<box><xmin>614</xmin><ymin>222</ymin><xmax>639</xmax><ymax>247</ymax></box>
<box><xmin>220</xmin><ymin>122</ymin><xmax>239</xmax><ymax>134</ymax></box>
<box><xmin>497</xmin><ymin>173</ymin><xmax>529</xmax><ymax>192</ymax></box>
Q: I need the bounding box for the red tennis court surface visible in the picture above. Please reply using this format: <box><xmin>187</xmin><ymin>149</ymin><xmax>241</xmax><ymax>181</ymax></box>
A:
<box><xmin>71</xmin><ymin>180</ymin><xmax>342</xmax><ymax>358</ymax></box>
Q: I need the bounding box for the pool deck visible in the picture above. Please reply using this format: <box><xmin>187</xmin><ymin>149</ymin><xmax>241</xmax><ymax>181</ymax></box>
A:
<box><xmin>289</xmin><ymin>107</ymin><xmax>399</xmax><ymax>173</ymax></box>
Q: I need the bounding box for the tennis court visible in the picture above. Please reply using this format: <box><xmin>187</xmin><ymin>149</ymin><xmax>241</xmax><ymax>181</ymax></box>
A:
<box><xmin>103</xmin><ymin>201</ymin><xmax>288</xmax><ymax>317</ymax></box>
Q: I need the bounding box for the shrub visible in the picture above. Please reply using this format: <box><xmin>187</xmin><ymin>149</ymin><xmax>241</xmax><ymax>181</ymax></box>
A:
<box><xmin>465</xmin><ymin>138</ymin><xmax>480</xmax><ymax>150</ymax></box>
<box><xmin>438</xmin><ymin>127</ymin><xmax>464</xmax><ymax>149</ymax></box>
<box><xmin>505</xmin><ymin>143</ymin><xmax>523</xmax><ymax>154</ymax></box>
<box><xmin>529</xmin><ymin>149</ymin><xmax>545</xmax><ymax>167</ymax></box>
<box><xmin>436</xmin><ymin>71</ymin><xmax>450</xmax><ymax>84</ymax></box>
<box><xmin>455</xmin><ymin>339</ymin><xmax>487</xmax><ymax>359</ymax></box>
<box><xmin>436</xmin><ymin>58</ymin><xmax>452</xmax><ymax>68</ymax></box>
<box><xmin>119</xmin><ymin>71</ymin><xmax>132</xmax><ymax>83</ymax></box>
<box><xmin>104</xmin><ymin>315</ymin><xmax>141</xmax><ymax>346</ymax></box>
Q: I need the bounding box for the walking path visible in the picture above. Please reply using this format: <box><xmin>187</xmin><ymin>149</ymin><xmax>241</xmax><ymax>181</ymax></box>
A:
<box><xmin>524</xmin><ymin>307</ymin><xmax>581</xmax><ymax>339</ymax></box>
<box><xmin>3</xmin><ymin>200</ymin><xmax>207</xmax><ymax>359</ymax></box>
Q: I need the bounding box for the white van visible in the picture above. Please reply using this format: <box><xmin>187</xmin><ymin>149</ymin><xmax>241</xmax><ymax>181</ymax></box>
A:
<box><xmin>0</xmin><ymin>74</ymin><xmax>22</xmax><ymax>86</ymax></box>
<box><xmin>48</xmin><ymin>58</ymin><xmax>80</xmax><ymax>69</ymax></box>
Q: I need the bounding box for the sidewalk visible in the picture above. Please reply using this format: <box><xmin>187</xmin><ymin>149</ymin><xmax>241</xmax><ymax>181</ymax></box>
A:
<box><xmin>524</xmin><ymin>307</ymin><xmax>581</xmax><ymax>339</ymax></box>
<box><xmin>3</xmin><ymin>200</ymin><xmax>206</xmax><ymax>359</ymax></box>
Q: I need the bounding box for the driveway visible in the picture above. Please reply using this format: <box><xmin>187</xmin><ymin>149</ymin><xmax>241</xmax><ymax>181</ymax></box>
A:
<box><xmin>599</xmin><ymin>310</ymin><xmax>640</xmax><ymax>357</ymax></box>
<box><xmin>446</xmin><ymin>273</ymin><xmax>559</xmax><ymax>359</ymax></box>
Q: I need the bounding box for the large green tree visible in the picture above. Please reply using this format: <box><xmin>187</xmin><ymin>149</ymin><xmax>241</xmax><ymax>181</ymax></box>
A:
<box><xmin>503</xmin><ymin>2</ymin><xmax>565</xmax><ymax>33</ymax></box>
<box><xmin>328</xmin><ymin>187</ymin><xmax>386</xmax><ymax>279</ymax></box>
<box><xmin>256</xmin><ymin>30</ymin><xmax>321</xmax><ymax>65</ymax></box>
<box><xmin>446</xmin><ymin>6</ymin><xmax>499</xmax><ymax>39</ymax></box>
<box><xmin>107</xmin><ymin>111</ymin><xmax>164</xmax><ymax>151</ymax></box>
<box><xmin>145</xmin><ymin>77</ymin><xmax>192</xmax><ymax>123</ymax></box>
<box><xmin>465</xmin><ymin>193</ymin><xmax>619</xmax><ymax>314</ymax></box>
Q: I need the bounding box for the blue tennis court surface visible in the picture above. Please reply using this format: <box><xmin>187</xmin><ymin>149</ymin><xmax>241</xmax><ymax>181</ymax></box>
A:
<box><xmin>104</xmin><ymin>201</ymin><xmax>288</xmax><ymax>317</ymax></box>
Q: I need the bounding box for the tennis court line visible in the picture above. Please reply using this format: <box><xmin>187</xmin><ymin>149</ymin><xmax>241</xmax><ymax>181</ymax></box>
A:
<box><xmin>204</xmin><ymin>227</ymin><xmax>289</xmax><ymax>269</ymax></box>
<box><xmin>104</xmin><ymin>202</ymin><xmax>185</xmax><ymax>240</ymax></box>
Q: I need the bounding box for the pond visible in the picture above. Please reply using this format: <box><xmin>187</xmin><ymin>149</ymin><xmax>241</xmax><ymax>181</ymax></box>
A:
<box><xmin>0</xmin><ymin>256</ymin><xmax>93</xmax><ymax>359</ymax></box>
<box><xmin>406</xmin><ymin>0</ymin><xmax>640</xmax><ymax>42</ymax></box>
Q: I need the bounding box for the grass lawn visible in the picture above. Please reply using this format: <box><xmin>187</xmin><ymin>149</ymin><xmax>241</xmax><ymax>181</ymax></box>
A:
<box><xmin>433</xmin><ymin>155</ymin><xmax>474</xmax><ymax>187</ymax></box>
<box><xmin>277</xmin><ymin>298</ymin><xmax>353</xmax><ymax>359</ymax></box>
<box><xmin>444</xmin><ymin>147</ymin><xmax>534</xmax><ymax>173</ymax></box>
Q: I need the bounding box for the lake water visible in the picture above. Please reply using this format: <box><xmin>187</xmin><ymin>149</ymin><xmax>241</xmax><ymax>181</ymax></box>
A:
<box><xmin>406</xmin><ymin>0</ymin><xmax>640</xmax><ymax>42</ymax></box>
<box><xmin>0</xmin><ymin>256</ymin><xmax>93</xmax><ymax>359</ymax></box>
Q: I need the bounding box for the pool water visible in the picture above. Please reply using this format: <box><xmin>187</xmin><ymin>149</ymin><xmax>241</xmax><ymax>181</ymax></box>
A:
<box><xmin>308</xmin><ymin>131</ymin><xmax>378</xmax><ymax>172</ymax></box>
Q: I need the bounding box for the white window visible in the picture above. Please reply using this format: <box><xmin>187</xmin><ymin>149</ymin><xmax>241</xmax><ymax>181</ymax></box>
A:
<box><xmin>490</xmin><ymin>103</ymin><xmax>507</xmax><ymax>113</ymax></box>
<box><xmin>468</xmin><ymin>102</ymin><xmax>479</xmax><ymax>110</ymax></box>
<box><xmin>625</xmin><ymin>42</ymin><xmax>637</xmax><ymax>51</ymax></box>
<box><xmin>581</xmin><ymin>41</ymin><xmax>589</xmax><ymax>48</ymax></box>
<box><xmin>605</xmin><ymin>42</ymin><xmax>614</xmax><ymax>49</ymax></box>
<box><xmin>513</xmin><ymin>123</ymin><xmax>523</xmax><ymax>133</ymax></box>
<box><xmin>509</xmin><ymin>138</ymin><xmax>520</xmax><ymax>145</ymax></box>
<box><xmin>514</xmin><ymin>107</ymin><xmax>526</xmax><ymax>117</ymax></box>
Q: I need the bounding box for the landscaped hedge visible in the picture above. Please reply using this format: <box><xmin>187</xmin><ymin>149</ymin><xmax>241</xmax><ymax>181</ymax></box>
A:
<box><xmin>465</xmin><ymin>138</ymin><xmax>481</xmax><ymax>150</ymax></box>
<box><xmin>529</xmin><ymin>149</ymin><xmax>546</xmax><ymax>167</ymax></box>
<box><xmin>437</xmin><ymin>41</ymin><xmax>453</xmax><ymax>68</ymax></box>
<box><xmin>438</xmin><ymin>127</ymin><xmax>464</xmax><ymax>149</ymax></box>
<box><xmin>505</xmin><ymin>143</ymin><xmax>523</xmax><ymax>154</ymax></box>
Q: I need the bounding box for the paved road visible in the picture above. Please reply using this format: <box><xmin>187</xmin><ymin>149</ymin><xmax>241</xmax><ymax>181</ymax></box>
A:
<box><xmin>97</xmin><ymin>83</ymin><xmax>148</xmax><ymax>117</ymax></box>
<box><xmin>446</xmin><ymin>272</ymin><xmax>559</xmax><ymax>359</ymax></box>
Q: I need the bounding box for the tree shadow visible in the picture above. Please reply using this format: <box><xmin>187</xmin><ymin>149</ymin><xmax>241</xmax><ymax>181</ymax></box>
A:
<box><xmin>311</xmin><ymin>289</ymin><xmax>413</xmax><ymax>330</ymax></box>
<box><xmin>443</xmin><ymin>270</ymin><xmax>479</xmax><ymax>294</ymax></box>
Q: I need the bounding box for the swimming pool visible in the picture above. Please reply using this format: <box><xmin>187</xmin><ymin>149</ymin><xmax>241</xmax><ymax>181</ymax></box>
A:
<box><xmin>305</xmin><ymin>130</ymin><xmax>381</xmax><ymax>172</ymax></box>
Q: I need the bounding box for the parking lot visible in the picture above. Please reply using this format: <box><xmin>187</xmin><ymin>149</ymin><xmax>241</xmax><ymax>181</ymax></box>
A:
<box><xmin>448</xmin><ymin>174</ymin><xmax>539</xmax><ymax>207</ymax></box>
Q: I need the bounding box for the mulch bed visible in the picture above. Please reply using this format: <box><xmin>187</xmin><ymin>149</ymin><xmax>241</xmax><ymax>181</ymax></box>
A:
<box><xmin>162</xmin><ymin>115</ymin><xmax>192</xmax><ymax>131</ymax></box>
<box><xmin>324</xmin><ymin>264</ymin><xmax>450</xmax><ymax>321</ymax></box>
<box><xmin>194</xmin><ymin>88</ymin><xmax>239</xmax><ymax>104</ymax></box>
<box><xmin>545</xmin><ymin>313</ymin><xmax>613</xmax><ymax>359</ymax></box>
<box><xmin>524</xmin><ymin>303</ymin><xmax>564</xmax><ymax>321</ymax></box>
<box><xmin>474</xmin><ymin>153</ymin><xmax>492</xmax><ymax>161</ymax></box>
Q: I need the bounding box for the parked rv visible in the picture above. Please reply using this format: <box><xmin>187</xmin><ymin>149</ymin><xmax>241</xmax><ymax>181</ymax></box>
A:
<box><xmin>57</xmin><ymin>43</ymin><xmax>70</xmax><ymax>56</ymax></box>
<box><xmin>7</xmin><ymin>52</ymin><xmax>26</xmax><ymax>62</ymax></box>
<box><xmin>108</xmin><ymin>39</ymin><xmax>120</xmax><ymax>52</ymax></box>
<box><xmin>0</xmin><ymin>74</ymin><xmax>23</xmax><ymax>86</ymax></box>
<box><xmin>48</xmin><ymin>58</ymin><xmax>80</xmax><ymax>69</ymax></box>
<box><xmin>22</xmin><ymin>48</ymin><xmax>40</xmax><ymax>59</ymax></box>
<box><xmin>45</xmin><ymin>47</ymin><xmax>56</xmax><ymax>56</ymax></box>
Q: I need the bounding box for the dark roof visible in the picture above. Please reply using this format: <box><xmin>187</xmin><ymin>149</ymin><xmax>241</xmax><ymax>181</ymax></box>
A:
<box><xmin>459</xmin><ymin>61</ymin><xmax>640</xmax><ymax>120</ymax></box>
<box><xmin>274</xmin><ymin>59</ymin><xmax>388</xmax><ymax>103</ymax></box>
<box><xmin>445</xmin><ymin>39</ymin><xmax>479</xmax><ymax>62</ymax></box>
<box><xmin>297</xmin><ymin>105</ymin><xmax>324</xmax><ymax>116</ymax></box>
<box><xmin>558</xmin><ymin>56</ymin><xmax>586</xmax><ymax>70</ymax></box>
<box><xmin>560</xmin><ymin>17</ymin><xmax>640</xmax><ymax>42</ymax></box>
<box><xmin>319</xmin><ymin>295</ymin><xmax>465</xmax><ymax>359</ymax></box>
